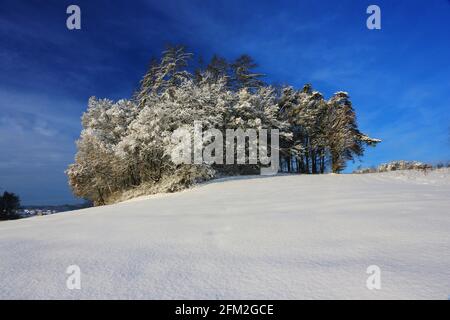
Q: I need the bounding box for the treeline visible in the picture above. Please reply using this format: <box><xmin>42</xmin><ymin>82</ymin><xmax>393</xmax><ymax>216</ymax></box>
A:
<box><xmin>353</xmin><ymin>160</ymin><xmax>450</xmax><ymax>174</ymax></box>
<box><xmin>67</xmin><ymin>45</ymin><xmax>380</xmax><ymax>205</ymax></box>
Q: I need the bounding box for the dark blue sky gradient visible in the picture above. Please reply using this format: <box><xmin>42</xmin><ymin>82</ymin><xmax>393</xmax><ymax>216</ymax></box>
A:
<box><xmin>0</xmin><ymin>0</ymin><xmax>449</xmax><ymax>204</ymax></box>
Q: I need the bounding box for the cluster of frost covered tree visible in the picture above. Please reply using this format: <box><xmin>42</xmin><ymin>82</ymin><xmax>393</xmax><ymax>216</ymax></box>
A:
<box><xmin>67</xmin><ymin>46</ymin><xmax>380</xmax><ymax>205</ymax></box>
<box><xmin>278</xmin><ymin>85</ymin><xmax>380</xmax><ymax>173</ymax></box>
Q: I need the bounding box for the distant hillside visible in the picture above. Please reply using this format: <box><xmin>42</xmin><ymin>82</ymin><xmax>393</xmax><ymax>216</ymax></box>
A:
<box><xmin>21</xmin><ymin>202</ymin><xmax>92</xmax><ymax>213</ymax></box>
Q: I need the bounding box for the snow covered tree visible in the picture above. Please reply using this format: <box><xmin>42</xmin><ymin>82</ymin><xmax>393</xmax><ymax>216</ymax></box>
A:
<box><xmin>230</xmin><ymin>55</ymin><xmax>265</xmax><ymax>91</ymax></box>
<box><xmin>67</xmin><ymin>131</ymin><xmax>117</xmax><ymax>204</ymax></box>
<box><xmin>134</xmin><ymin>57</ymin><xmax>159</xmax><ymax>107</ymax></box>
<box><xmin>325</xmin><ymin>92</ymin><xmax>380</xmax><ymax>173</ymax></box>
<box><xmin>222</xmin><ymin>86</ymin><xmax>288</xmax><ymax>174</ymax></box>
<box><xmin>67</xmin><ymin>46</ymin><xmax>381</xmax><ymax>205</ymax></box>
<box><xmin>279</xmin><ymin>86</ymin><xmax>380</xmax><ymax>173</ymax></box>
<box><xmin>67</xmin><ymin>98</ymin><xmax>139</xmax><ymax>204</ymax></box>
<box><xmin>279</xmin><ymin>84</ymin><xmax>328</xmax><ymax>173</ymax></box>
<box><xmin>136</xmin><ymin>45</ymin><xmax>193</xmax><ymax>106</ymax></box>
<box><xmin>204</xmin><ymin>54</ymin><xmax>229</xmax><ymax>84</ymax></box>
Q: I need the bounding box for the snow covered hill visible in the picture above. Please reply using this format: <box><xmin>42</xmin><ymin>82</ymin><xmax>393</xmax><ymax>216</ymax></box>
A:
<box><xmin>1</xmin><ymin>170</ymin><xmax>450</xmax><ymax>299</ymax></box>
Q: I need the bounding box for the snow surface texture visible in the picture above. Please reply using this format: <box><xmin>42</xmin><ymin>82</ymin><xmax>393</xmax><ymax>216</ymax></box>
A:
<box><xmin>1</xmin><ymin>170</ymin><xmax>450</xmax><ymax>299</ymax></box>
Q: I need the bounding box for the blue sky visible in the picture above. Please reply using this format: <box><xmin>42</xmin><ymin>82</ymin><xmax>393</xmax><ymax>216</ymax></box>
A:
<box><xmin>0</xmin><ymin>0</ymin><xmax>449</xmax><ymax>205</ymax></box>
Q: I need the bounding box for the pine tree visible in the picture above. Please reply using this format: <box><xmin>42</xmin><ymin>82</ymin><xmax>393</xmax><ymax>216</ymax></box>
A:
<box><xmin>230</xmin><ymin>54</ymin><xmax>265</xmax><ymax>91</ymax></box>
<box><xmin>325</xmin><ymin>92</ymin><xmax>380</xmax><ymax>173</ymax></box>
<box><xmin>136</xmin><ymin>45</ymin><xmax>193</xmax><ymax>106</ymax></box>
<box><xmin>205</xmin><ymin>54</ymin><xmax>229</xmax><ymax>84</ymax></box>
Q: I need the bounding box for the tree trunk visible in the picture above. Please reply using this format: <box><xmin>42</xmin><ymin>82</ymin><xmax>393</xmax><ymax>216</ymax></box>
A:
<box><xmin>311</xmin><ymin>151</ymin><xmax>317</xmax><ymax>174</ymax></box>
<box><xmin>320</xmin><ymin>155</ymin><xmax>325</xmax><ymax>174</ymax></box>
<box><xmin>331</xmin><ymin>153</ymin><xmax>340</xmax><ymax>173</ymax></box>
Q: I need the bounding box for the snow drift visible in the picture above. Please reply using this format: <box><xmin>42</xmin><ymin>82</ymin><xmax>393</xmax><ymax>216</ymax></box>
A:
<box><xmin>1</xmin><ymin>170</ymin><xmax>449</xmax><ymax>299</ymax></box>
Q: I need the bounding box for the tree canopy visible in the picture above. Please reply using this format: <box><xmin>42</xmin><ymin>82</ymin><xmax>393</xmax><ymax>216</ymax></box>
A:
<box><xmin>67</xmin><ymin>46</ymin><xmax>380</xmax><ymax>205</ymax></box>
